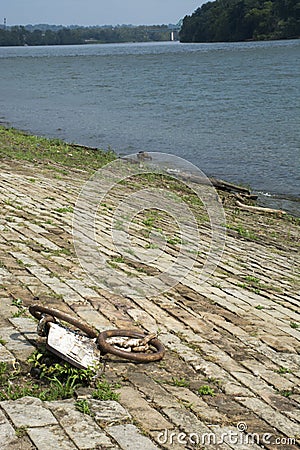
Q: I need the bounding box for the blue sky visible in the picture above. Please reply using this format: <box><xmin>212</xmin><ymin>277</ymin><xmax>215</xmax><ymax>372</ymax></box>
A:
<box><xmin>2</xmin><ymin>0</ymin><xmax>204</xmax><ymax>26</ymax></box>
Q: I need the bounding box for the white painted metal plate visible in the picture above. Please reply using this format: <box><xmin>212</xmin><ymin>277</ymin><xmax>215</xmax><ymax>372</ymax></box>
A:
<box><xmin>46</xmin><ymin>322</ymin><xmax>101</xmax><ymax>369</ymax></box>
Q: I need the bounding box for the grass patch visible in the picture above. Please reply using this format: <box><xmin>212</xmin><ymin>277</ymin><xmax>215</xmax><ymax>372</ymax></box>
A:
<box><xmin>111</xmin><ymin>256</ymin><xmax>125</xmax><ymax>264</ymax></box>
<box><xmin>0</xmin><ymin>337</ymin><xmax>7</xmax><ymax>345</ymax></box>
<box><xmin>197</xmin><ymin>385</ymin><xmax>216</xmax><ymax>396</ymax></box>
<box><xmin>167</xmin><ymin>377</ymin><xmax>190</xmax><ymax>387</ymax></box>
<box><xmin>279</xmin><ymin>389</ymin><xmax>293</xmax><ymax>398</ymax></box>
<box><xmin>47</xmin><ymin>247</ymin><xmax>72</xmax><ymax>257</ymax></box>
<box><xmin>0</xmin><ymin>126</ymin><xmax>115</xmax><ymax>172</ymax></box>
<box><xmin>244</xmin><ymin>275</ymin><xmax>260</xmax><ymax>284</ymax></box>
<box><xmin>15</xmin><ymin>426</ymin><xmax>28</xmax><ymax>438</ymax></box>
<box><xmin>11</xmin><ymin>298</ymin><xmax>28</xmax><ymax>318</ymax></box>
<box><xmin>226</xmin><ymin>223</ymin><xmax>257</xmax><ymax>240</ymax></box>
<box><xmin>92</xmin><ymin>379</ymin><xmax>120</xmax><ymax>401</ymax></box>
<box><xmin>55</xmin><ymin>206</ymin><xmax>74</xmax><ymax>214</ymax></box>
<box><xmin>75</xmin><ymin>399</ymin><xmax>93</xmax><ymax>415</ymax></box>
<box><xmin>0</xmin><ymin>350</ymin><xmax>120</xmax><ymax>402</ymax></box>
<box><xmin>276</xmin><ymin>366</ymin><xmax>292</xmax><ymax>374</ymax></box>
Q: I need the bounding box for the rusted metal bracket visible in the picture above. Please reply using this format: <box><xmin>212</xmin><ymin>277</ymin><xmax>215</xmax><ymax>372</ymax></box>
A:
<box><xmin>29</xmin><ymin>304</ymin><xmax>165</xmax><ymax>367</ymax></box>
<box><xmin>46</xmin><ymin>322</ymin><xmax>101</xmax><ymax>369</ymax></box>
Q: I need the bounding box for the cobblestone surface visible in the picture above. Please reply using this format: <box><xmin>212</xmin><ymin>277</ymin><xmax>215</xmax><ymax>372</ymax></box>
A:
<box><xmin>0</xmin><ymin>159</ymin><xmax>299</xmax><ymax>449</ymax></box>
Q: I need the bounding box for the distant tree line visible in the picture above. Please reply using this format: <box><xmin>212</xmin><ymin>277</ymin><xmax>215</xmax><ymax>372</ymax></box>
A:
<box><xmin>0</xmin><ymin>24</ymin><xmax>177</xmax><ymax>46</ymax></box>
<box><xmin>179</xmin><ymin>0</ymin><xmax>300</xmax><ymax>42</ymax></box>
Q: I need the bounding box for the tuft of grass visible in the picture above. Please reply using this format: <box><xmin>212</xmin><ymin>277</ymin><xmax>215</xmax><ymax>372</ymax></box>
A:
<box><xmin>75</xmin><ymin>399</ymin><xmax>93</xmax><ymax>416</ymax></box>
<box><xmin>143</xmin><ymin>217</ymin><xmax>155</xmax><ymax>227</ymax></box>
<box><xmin>168</xmin><ymin>377</ymin><xmax>189</xmax><ymax>387</ymax></box>
<box><xmin>47</xmin><ymin>247</ymin><xmax>72</xmax><ymax>257</ymax></box>
<box><xmin>11</xmin><ymin>298</ymin><xmax>28</xmax><ymax>318</ymax></box>
<box><xmin>55</xmin><ymin>206</ymin><xmax>74</xmax><ymax>214</ymax></box>
<box><xmin>16</xmin><ymin>259</ymin><xmax>27</xmax><ymax>267</ymax></box>
<box><xmin>15</xmin><ymin>426</ymin><xmax>28</xmax><ymax>438</ymax></box>
<box><xmin>279</xmin><ymin>389</ymin><xmax>293</xmax><ymax>398</ymax></box>
<box><xmin>276</xmin><ymin>366</ymin><xmax>292</xmax><ymax>374</ymax></box>
<box><xmin>92</xmin><ymin>379</ymin><xmax>120</xmax><ymax>401</ymax></box>
<box><xmin>290</xmin><ymin>322</ymin><xmax>299</xmax><ymax>329</ymax></box>
<box><xmin>226</xmin><ymin>224</ymin><xmax>257</xmax><ymax>240</ymax></box>
<box><xmin>244</xmin><ymin>275</ymin><xmax>260</xmax><ymax>284</ymax></box>
<box><xmin>197</xmin><ymin>385</ymin><xmax>216</xmax><ymax>396</ymax></box>
<box><xmin>166</xmin><ymin>236</ymin><xmax>182</xmax><ymax>246</ymax></box>
<box><xmin>111</xmin><ymin>256</ymin><xmax>125</xmax><ymax>264</ymax></box>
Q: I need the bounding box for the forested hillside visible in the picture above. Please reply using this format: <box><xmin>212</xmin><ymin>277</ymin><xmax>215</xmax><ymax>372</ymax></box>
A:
<box><xmin>0</xmin><ymin>24</ymin><xmax>176</xmax><ymax>46</ymax></box>
<box><xmin>180</xmin><ymin>0</ymin><xmax>300</xmax><ymax>42</ymax></box>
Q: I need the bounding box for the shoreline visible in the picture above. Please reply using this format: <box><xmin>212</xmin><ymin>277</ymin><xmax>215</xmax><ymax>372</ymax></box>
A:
<box><xmin>1</xmin><ymin>124</ymin><xmax>299</xmax><ymax>218</ymax></box>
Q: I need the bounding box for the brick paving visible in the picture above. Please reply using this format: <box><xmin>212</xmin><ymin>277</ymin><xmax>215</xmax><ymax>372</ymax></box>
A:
<box><xmin>0</xmin><ymin>159</ymin><xmax>299</xmax><ymax>449</ymax></box>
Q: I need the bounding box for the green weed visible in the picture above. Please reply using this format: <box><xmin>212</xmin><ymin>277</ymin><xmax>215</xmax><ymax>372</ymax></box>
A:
<box><xmin>25</xmin><ymin>351</ymin><xmax>119</xmax><ymax>402</ymax></box>
<box><xmin>279</xmin><ymin>389</ymin><xmax>293</xmax><ymax>398</ymax></box>
<box><xmin>75</xmin><ymin>399</ymin><xmax>93</xmax><ymax>415</ymax></box>
<box><xmin>111</xmin><ymin>256</ymin><xmax>125</xmax><ymax>263</ymax></box>
<box><xmin>0</xmin><ymin>337</ymin><xmax>7</xmax><ymax>345</ymax></box>
<box><xmin>276</xmin><ymin>366</ymin><xmax>292</xmax><ymax>374</ymax></box>
<box><xmin>226</xmin><ymin>224</ymin><xmax>257</xmax><ymax>240</ymax></box>
<box><xmin>244</xmin><ymin>275</ymin><xmax>260</xmax><ymax>284</ymax></box>
<box><xmin>197</xmin><ymin>385</ymin><xmax>216</xmax><ymax>396</ymax></box>
<box><xmin>92</xmin><ymin>379</ymin><xmax>120</xmax><ymax>401</ymax></box>
<box><xmin>168</xmin><ymin>377</ymin><xmax>189</xmax><ymax>387</ymax></box>
<box><xmin>15</xmin><ymin>426</ymin><xmax>28</xmax><ymax>438</ymax></box>
<box><xmin>11</xmin><ymin>298</ymin><xmax>27</xmax><ymax>318</ymax></box>
<box><xmin>166</xmin><ymin>236</ymin><xmax>181</xmax><ymax>246</ymax></box>
<box><xmin>48</xmin><ymin>247</ymin><xmax>72</xmax><ymax>257</ymax></box>
<box><xmin>55</xmin><ymin>206</ymin><xmax>74</xmax><ymax>214</ymax></box>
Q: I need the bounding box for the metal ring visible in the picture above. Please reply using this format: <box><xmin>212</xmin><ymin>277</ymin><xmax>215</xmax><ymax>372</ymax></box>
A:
<box><xmin>97</xmin><ymin>329</ymin><xmax>165</xmax><ymax>362</ymax></box>
<box><xmin>29</xmin><ymin>305</ymin><xmax>98</xmax><ymax>339</ymax></box>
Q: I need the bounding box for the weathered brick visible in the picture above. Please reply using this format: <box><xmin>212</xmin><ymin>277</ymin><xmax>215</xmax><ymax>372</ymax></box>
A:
<box><xmin>89</xmin><ymin>399</ymin><xmax>131</xmax><ymax>424</ymax></box>
<box><xmin>107</xmin><ymin>424</ymin><xmax>159</xmax><ymax>450</ymax></box>
<box><xmin>1</xmin><ymin>397</ymin><xmax>57</xmax><ymax>428</ymax></box>
<box><xmin>47</xmin><ymin>399</ymin><xmax>114</xmax><ymax>449</ymax></box>
<box><xmin>27</xmin><ymin>425</ymin><xmax>77</xmax><ymax>450</ymax></box>
<box><xmin>118</xmin><ymin>386</ymin><xmax>173</xmax><ymax>431</ymax></box>
<box><xmin>0</xmin><ymin>410</ymin><xmax>16</xmax><ymax>446</ymax></box>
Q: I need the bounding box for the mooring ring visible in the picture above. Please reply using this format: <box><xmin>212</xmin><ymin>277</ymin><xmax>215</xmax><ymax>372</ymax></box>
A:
<box><xmin>97</xmin><ymin>329</ymin><xmax>165</xmax><ymax>362</ymax></box>
<box><xmin>29</xmin><ymin>304</ymin><xmax>98</xmax><ymax>339</ymax></box>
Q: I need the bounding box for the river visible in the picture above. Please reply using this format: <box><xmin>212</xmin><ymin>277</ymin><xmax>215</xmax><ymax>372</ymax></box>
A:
<box><xmin>0</xmin><ymin>40</ymin><xmax>299</xmax><ymax>214</ymax></box>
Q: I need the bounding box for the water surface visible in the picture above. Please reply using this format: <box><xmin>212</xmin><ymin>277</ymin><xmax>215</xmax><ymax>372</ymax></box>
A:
<box><xmin>0</xmin><ymin>40</ymin><xmax>299</xmax><ymax>214</ymax></box>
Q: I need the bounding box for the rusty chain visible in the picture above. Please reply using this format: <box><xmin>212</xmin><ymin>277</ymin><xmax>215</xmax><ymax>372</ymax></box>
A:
<box><xmin>29</xmin><ymin>305</ymin><xmax>98</xmax><ymax>338</ymax></box>
<box><xmin>97</xmin><ymin>329</ymin><xmax>165</xmax><ymax>362</ymax></box>
<box><xmin>29</xmin><ymin>304</ymin><xmax>165</xmax><ymax>363</ymax></box>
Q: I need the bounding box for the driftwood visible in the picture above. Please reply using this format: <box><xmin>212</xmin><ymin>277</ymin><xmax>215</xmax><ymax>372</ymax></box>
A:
<box><xmin>240</xmin><ymin>193</ymin><xmax>258</xmax><ymax>201</ymax></box>
<box><xmin>235</xmin><ymin>200</ymin><xmax>286</xmax><ymax>215</ymax></box>
<box><xmin>172</xmin><ymin>173</ymin><xmax>252</xmax><ymax>197</ymax></box>
<box><xmin>210</xmin><ymin>177</ymin><xmax>251</xmax><ymax>195</ymax></box>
